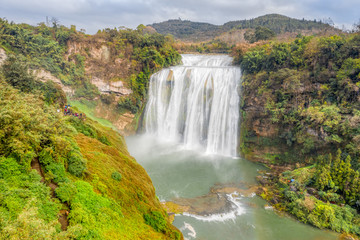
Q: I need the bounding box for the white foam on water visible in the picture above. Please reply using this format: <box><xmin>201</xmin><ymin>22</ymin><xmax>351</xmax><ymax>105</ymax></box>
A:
<box><xmin>180</xmin><ymin>192</ymin><xmax>245</xmax><ymax>222</ymax></box>
<box><xmin>249</xmin><ymin>192</ymin><xmax>256</xmax><ymax>198</ymax></box>
<box><xmin>180</xmin><ymin>222</ymin><xmax>197</xmax><ymax>240</ymax></box>
<box><xmin>264</xmin><ymin>205</ymin><xmax>274</xmax><ymax>210</ymax></box>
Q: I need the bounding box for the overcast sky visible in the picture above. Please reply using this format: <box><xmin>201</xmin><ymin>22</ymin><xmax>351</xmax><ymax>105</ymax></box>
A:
<box><xmin>0</xmin><ymin>0</ymin><xmax>359</xmax><ymax>34</ymax></box>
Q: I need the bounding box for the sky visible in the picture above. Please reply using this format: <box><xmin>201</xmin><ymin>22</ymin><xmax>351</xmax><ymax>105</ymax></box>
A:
<box><xmin>0</xmin><ymin>0</ymin><xmax>359</xmax><ymax>34</ymax></box>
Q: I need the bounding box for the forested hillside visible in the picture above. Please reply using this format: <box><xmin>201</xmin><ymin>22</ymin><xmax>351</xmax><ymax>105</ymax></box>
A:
<box><xmin>0</xmin><ymin>19</ymin><xmax>183</xmax><ymax>239</ymax></box>
<box><xmin>233</xmin><ymin>28</ymin><xmax>360</xmax><ymax>236</ymax></box>
<box><xmin>0</xmin><ymin>19</ymin><xmax>181</xmax><ymax>134</ymax></box>
<box><xmin>150</xmin><ymin>14</ymin><xmax>336</xmax><ymax>42</ymax></box>
<box><xmin>224</xmin><ymin>14</ymin><xmax>333</xmax><ymax>34</ymax></box>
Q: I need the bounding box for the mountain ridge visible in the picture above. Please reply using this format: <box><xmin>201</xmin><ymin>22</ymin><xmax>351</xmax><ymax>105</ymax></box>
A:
<box><xmin>149</xmin><ymin>13</ymin><xmax>337</xmax><ymax>42</ymax></box>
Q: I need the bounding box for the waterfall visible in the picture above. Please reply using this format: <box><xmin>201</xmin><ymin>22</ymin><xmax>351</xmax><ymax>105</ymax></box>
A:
<box><xmin>144</xmin><ymin>54</ymin><xmax>241</xmax><ymax>157</ymax></box>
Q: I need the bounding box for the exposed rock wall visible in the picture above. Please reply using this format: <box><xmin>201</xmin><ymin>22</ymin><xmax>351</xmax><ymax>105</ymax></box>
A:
<box><xmin>0</xmin><ymin>48</ymin><xmax>7</xmax><ymax>66</ymax></box>
<box><xmin>66</xmin><ymin>39</ymin><xmax>134</xmax><ymax>96</ymax></box>
<box><xmin>91</xmin><ymin>76</ymin><xmax>132</xmax><ymax>95</ymax></box>
<box><xmin>35</xmin><ymin>69</ymin><xmax>75</xmax><ymax>96</ymax></box>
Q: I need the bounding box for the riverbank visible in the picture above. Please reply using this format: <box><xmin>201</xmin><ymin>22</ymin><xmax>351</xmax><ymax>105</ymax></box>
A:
<box><xmin>256</xmin><ymin>163</ymin><xmax>360</xmax><ymax>240</ymax></box>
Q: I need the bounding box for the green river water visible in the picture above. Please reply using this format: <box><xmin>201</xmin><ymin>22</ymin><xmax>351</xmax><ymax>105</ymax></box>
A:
<box><xmin>126</xmin><ymin>135</ymin><xmax>339</xmax><ymax>240</ymax></box>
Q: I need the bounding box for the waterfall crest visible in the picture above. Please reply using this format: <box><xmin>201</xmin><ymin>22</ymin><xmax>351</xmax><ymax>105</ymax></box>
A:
<box><xmin>144</xmin><ymin>54</ymin><xmax>241</xmax><ymax>157</ymax></box>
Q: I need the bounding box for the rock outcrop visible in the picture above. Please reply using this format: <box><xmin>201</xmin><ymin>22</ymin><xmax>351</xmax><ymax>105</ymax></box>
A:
<box><xmin>0</xmin><ymin>48</ymin><xmax>7</xmax><ymax>66</ymax></box>
<box><xmin>91</xmin><ymin>77</ymin><xmax>132</xmax><ymax>95</ymax></box>
<box><xmin>34</xmin><ymin>69</ymin><xmax>75</xmax><ymax>96</ymax></box>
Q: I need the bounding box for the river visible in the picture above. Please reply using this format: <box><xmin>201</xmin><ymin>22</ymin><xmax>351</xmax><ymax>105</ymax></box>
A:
<box><xmin>127</xmin><ymin>135</ymin><xmax>338</xmax><ymax>240</ymax></box>
<box><xmin>126</xmin><ymin>54</ymin><xmax>339</xmax><ymax>240</ymax></box>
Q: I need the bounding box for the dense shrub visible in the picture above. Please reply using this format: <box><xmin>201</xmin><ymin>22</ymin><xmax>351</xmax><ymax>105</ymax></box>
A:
<box><xmin>118</xmin><ymin>97</ymin><xmax>139</xmax><ymax>114</ymax></box>
<box><xmin>67</xmin><ymin>151</ymin><xmax>86</xmax><ymax>177</ymax></box>
<box><xmin>111</xmin><ymin>171</ymin><xmax>122</xmax><ymax>181</ymax></box>
<box><xmin>0</xmin><ymin>157</ymin><xmax>61</xmax><ymax>237</ymax></box>
<box><xmin>144</xmin><ymin>211</ymin><xmax>168</xmax><ymax>233</ymax></box>
<box><xmin>68</xmin><ymin>117</ymin><xmax>111</xmax><ymax>146</ymax></box>
<box><xmin>55</xmin><ymin>182</ymin><xmax>77</xmax><ymax>202</ymax></box>
<box><xmin>279</xmin><ymin>149</ymin><xmax>360</xmax><ymax>235</ymax></box>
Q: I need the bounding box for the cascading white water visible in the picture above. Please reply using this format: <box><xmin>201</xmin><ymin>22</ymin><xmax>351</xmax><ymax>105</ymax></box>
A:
<box><xmin>144</xmin><ymin>54</ymin><xmax>241</xmax><ymax>157</ymax></box>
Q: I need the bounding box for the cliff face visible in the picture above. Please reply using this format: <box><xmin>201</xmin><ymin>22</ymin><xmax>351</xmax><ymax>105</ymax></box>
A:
<box><xmin>240</xmin><ymin>76</ymin><xmax>291</xmax><ymax>164</ymax></box>
<box><xmin>1</xmin><ymin>42</ymin><xmax>136</xmax><ymax>135</ymax></box>
<box><xmin>236</xmin><ymin>34</ymin><xmax>360</xmax><ymax>165</ymax></box>
<box><xmin>66</xmin><ymin>38</ymin><xmax>134</xmax><ymax>95</ymax></box>
<box><xmin>65</xmin><ymin>38</ymin><xmax>137</xmax><ymax>135</ymax></box>
<box><xmin>0</xmin><ymin>48</ymin><xmax>7</xmax><ymax>65</ymax></box>
<box><xmin>240</xmin><ymin>71</ymin><xmax>320</xmax><ymax>163</ymax></box>
<box><xmin>62</xmin><ymin>30</ymin><xmax>181</xmax><ymax>135</ymax></box>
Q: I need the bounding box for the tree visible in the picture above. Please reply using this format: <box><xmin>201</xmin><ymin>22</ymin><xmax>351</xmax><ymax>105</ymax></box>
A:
<box><xmin>254</xmin><ymin>26</ymin><xmax>276</xmax><ymax>42</ymax></box>
<box><xmin>1</xmin><ymin>55</ymin><xmax>37</xmax><ymax>92</ymax></box>
<box><xmin>51</xmin><ymin>17</ymin><xmax>59</xmax><ymax>29</ymax></box>
<box><xmin>136</xmin><ymin>24</ymin><xmax>146</xmax><ymax>32</ymax></box>
<box><xmin>315</xmin><ymin>155</ymin><xmax>333</xmax><ymax>191</ymax></box>
<box><xmin>244</xmin><ymin>29</ymin><xmax>255</xmax><ymax>43</ymax></box>
<box><xmin>331</xmin><ymin>149</ymin><xmax>343</xmax><ymax>188</ymax></box>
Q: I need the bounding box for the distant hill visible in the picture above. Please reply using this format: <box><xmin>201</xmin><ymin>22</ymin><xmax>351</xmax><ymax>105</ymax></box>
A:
<box><xmin>149</xmin><ymin>14</ymin><xmax>337</xmax><ymax>42</ymax></box>
<box><xmin>150</xmin><ymin>19</ymin><xmax>222</xmax><ymax>41</ymax></box>
<box><xmin>223</xmin><ymin>14</ymin><xmax>332</xmax><ymax>33</ymax></box>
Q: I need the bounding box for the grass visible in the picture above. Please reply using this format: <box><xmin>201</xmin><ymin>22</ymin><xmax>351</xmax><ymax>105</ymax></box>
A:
<box><xmin>74</xmin><ymin>128</ymin><xmax>175</xmax><ymax>239</ymax></box>
<box><xmin>0</xmin><ymin>80</ymin><xmax>181</xmax><ymax>239</ymax></box>
<box><xmin>69</xmin><ymin>99</ymin><xmax>115</xmax><ymax>129</ymax></box>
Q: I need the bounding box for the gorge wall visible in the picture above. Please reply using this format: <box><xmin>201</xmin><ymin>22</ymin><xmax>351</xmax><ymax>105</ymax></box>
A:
<box><xmin>235</xmin><ymin>33</ymin><xmax>360</xmax><ymax>165</ymax></box>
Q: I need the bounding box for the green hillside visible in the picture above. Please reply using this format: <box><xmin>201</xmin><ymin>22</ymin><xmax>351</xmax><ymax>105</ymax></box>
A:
<box><xmin>149</xmin><ymin>14</ymin><xmax>336</xmax><ymax>41</ymax></box>
<box><xmin>233</xmin><ymin>29</ymin><xmax>360</xmax><ymax>236</ymax></box>
<box><xmin>0</xmin><ymin>19</ymin><xmax>182</xmax><ymax>239</ymax></box>
<box><xmin>150</xmin><ymin>19</ymin><xmax>221</xmax><ymax>41</ymax></box>
<box><xmin>224</xmin><ymin>14</ymin><xmax>332</xmax><ymax>34</ymax></box>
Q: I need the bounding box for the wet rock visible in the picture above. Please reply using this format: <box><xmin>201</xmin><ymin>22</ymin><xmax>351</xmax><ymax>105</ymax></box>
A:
<box><xmin>167</xmin><ymin>183</ymin><xmax>257</xmax><ymax>217</ymax></box>
<box><xmin>340</xmin><ymin>233</ymin><xmax>358</xmax><ymax>240</ymax></box>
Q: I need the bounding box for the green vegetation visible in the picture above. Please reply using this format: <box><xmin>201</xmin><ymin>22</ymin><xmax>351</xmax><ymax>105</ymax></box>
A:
<box><xmin>0</xmin><ymin>18</ymin><xmax>181</xmax><ymax>118</ymax></box>
<box><xmin>261</xmin><ymin>149</ymin><xmax>360</xmax><ymax>235</ymax></box>
<box><xmin>151</xmin><ymin>14</ymin><xmax>334</xmax><ymax>42</ymax></box>
<box><xmin>98</xmin><ymin>27</ymin><xmax>181</xmax><ymax>114</ymax></box>
<box><xmin>235</xmin><ymin>32</ymin><xmax>360</xmax><ymax>162</ymax></box>
<box><xmin>0</xmin><ymin>55</ymin><xmax>181</xmax><ymax>238</ymax></box>
<box><xmin>0</xmin><ymin>157</ymin><xmax>64</xmax><ymax>239</ymax></box>
<box><xmin>68</xmin><ymin>100</ymin><xmax>115</xmax><ymax>129</ymax></box>
<box><xmin>0</xmin><ymin>18</ymin><xmax>99</xmax><ymax>99</ymax></box>
<box><xmin>144</xmin><ymin>211</ymin><xmax>168</xmax><ymax>233</ymax></box>
<box><xmin>312</xmin><ymin>150</ymin><xmax>359</xmax><ymax>208</ymax></box>
<box><xmin>175</xmin><ymin>39</ymin><xmax>233</xmax><ymax>54</ymax></box>
<box><xmin>151</xmin><ymin>19</ymin><xmax>222</xmax><ymax>41</ymax></box>
<box><xmin>237</xmin><ymin>25</ymin><xmax>360</xmax><ymax>236</ymax></box>
<box><xmin>111</xmin><ymin>171</ymin><xmax>122</xmax><ymax>181</ymax></box>
<box><xmin>225</xmin><ymin>14</ymin><xmax>334</xmax><ymax>34</ymax></box>
<box><xmin>244</xmin><ymin>26</ymin><xmax>276</xmax><ymax>43</ymax></box>
<box><xmin>2</xmin><ymin>55</ymin><xmax>66</xmax><ymax>105</ymax></box>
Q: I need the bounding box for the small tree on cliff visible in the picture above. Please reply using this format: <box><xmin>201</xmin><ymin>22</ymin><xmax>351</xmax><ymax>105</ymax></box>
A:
<box><xmin>315</xmin><ymin>155</ymin><xmax>333</xmax><ymax>191</ymax></box>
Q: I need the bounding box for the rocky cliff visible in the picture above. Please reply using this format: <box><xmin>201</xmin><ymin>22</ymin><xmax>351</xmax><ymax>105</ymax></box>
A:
<box><xmin>236</xmin><ymin>33</ymin><xmax>360</xmax><ymax>165</ymax></box>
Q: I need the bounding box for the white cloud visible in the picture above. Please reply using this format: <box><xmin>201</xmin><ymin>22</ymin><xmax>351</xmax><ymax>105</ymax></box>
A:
<box><xmin>0</xmin><ymin>0</ymin><xmax>358</xmax><ymax>33</ymax></box>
